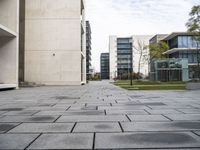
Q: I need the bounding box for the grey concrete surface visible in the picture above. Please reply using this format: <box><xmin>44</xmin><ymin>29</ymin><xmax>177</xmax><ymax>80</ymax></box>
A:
<box><xmin>0</xmin><ymin>81</ymin><xmax>200</xmax><ymax>149</ymax></box>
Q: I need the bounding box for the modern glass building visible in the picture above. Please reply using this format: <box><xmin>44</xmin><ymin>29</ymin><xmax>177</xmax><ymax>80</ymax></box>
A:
<box><xmin>117</xmin><ymin>38</ymin><xmax>133</xmax><ymax>79</ymax></box>
<box><xmin>100</xmin><ymin>53</ymin><xmax>110</xmax><ymax>79</ymax></box>
<box><xmin>163</xmin><ymin>32</ymin><xmax>200</xmax><ymax>79</ymax></box>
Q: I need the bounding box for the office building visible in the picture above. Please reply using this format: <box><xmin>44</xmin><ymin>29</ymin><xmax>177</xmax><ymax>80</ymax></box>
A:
<box><xmin>109</xmin><ymin>35</ymin><xmax>152</xmax><ymax>80</ymax></box>
<box><xmin>149</xmin><ymin>34</ymin><xmax>168</xmax><ymax>44</ymax></box>
<box><xmin>22</xmin><ymin>0</ymin><xmax>86</xmax><ymax>85</ymax></box>
<box><xmin>86</xmin><ymin>21</ymin><xmax>92</xmax><ymax>80</ymax></box>
<box><xmin>0</xmin><ymin>0</ymin><xmax>19</xmax><ymax>89</ymax></box>
<box><xmin>163</xmin><ymin>32</ymin><xmax>200</xmax><ymax>79</ymax></box>
<box><xmin>100</xmin><ymin>53</ymin><xmax>110</xmax><ymax>79</ymax></box>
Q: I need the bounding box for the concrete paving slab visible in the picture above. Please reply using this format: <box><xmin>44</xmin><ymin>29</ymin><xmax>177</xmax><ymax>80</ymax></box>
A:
<box><xmin>145</xmin><ymin>109</ymin><xmax>183</xmax><ymax>115</ymax></box>
<box><xmin>106</xmin><ymin>109</ymin><xmax>148</xmax><ymax>115</ymax></box>
<box><xmin>69</xmin><ymin>106</ymin><xmax>97</xmax><ymax>111</ymax></box>
<box><xmin>35</xmin><ymin>110</ymin><xmax>105</xmax><ymax>116</ymax></box>
<box><xmin>57</xmin><ymin>115</ymin><xmax>129</xmax><ymax>122</ymax></box>
<box><xmin>166</xmin><ymin>114</ymin><xmax>200</xmax><ymax>121</ymax></box>
<box><xmin>9</xmin><ymin>123</ymin><xmax>74</xmax><ymax>133</ymax></box>
<box><xmin>0</xmin><ymin>134</ymin><xmax>39</xmax><ymax>149</ymax></box>
<box><xmin>74</xmin><ymin>122</ymin><xmax>121</xmax><ymax>132</ymax></box>
<box><xmin>95</xmin><ymin>132</ymin><xmax>200</xmax><ymax>149</ymax></box>
<box><xmin>121</xmin><ymin>121</ymin><xmax>200</xmax><ymax>132</ymax></box>
<box><xmin>177</xmin><ymin>109</ymin><xmax>200</xmax><ymax>114</ymax></box>
<box><xmin>27</xmin><ymin>133</ymin><xmax>93</xmax><ymax>149</ymax></box>
<box><xmin>0</xmin><ymin>123</ymin><xmax>19</xmax><ymax>133</ymax></box>
<box><xmin>127</xmin><ymin>115</ymin><xmax>171</xmax><ymax>122</ymax></box>
<box><xmin>0</xmin><ymin>115</ymin><xmax>59</xmax><ymax>122</ymax></box>
<box><xmin>3</xmin><ymin>110</ymin><xmax>38</xmax><ymax>116</ymax></box>
<box><xmin>98</xmin><ymin>105</ymin><xmax>149</xmax><ymax>110</ymax></box>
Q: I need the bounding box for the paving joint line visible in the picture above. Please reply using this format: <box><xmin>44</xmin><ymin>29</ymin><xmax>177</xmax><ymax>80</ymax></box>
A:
<box><xmin>162</xmin><ymin>114</ymin><xmax>173</xmax><ymax>121</ymax></box>
<box><xmin>125</xmin><ymin>114</ymin><xmax>131</xmax><ymax>122</ymax></box>
<box><xmin>5</xmin><ymin>122</ymin><xmax>23</xmax><ymax>133</ymax></box>
<box><xmin>70</xmin><ymin>122</ymin><xmax>77</xmax><ymax>133</ymax></box>
<box><xmin>92</xmin><ymin>132</ymin><xmax>96</xmax><ymax>150</ymax></box>
<box><xmin>24</xmin><ymin>133</ymin><xmax>42</xmax><ymax>150</ymax></box>
<box><xmin>118</xmin><ymin>121</ymin><xmax>124</xmax><ymax>132</ymax></box>
<box><xmin>53</xmin><ymin>115</ymin><xmax>62</xmax><ymax>123</ymax></box>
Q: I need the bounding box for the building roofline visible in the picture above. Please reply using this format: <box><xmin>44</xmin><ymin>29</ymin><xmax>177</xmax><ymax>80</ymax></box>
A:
<box><xmin>163</xmin><ymin>32</ymin><xmax>197</xmax><ymax>40</ymax></box>
<box><xmin>149</xmin><ymin>34</ymin><xmax>168</xmax><ymax>42</ymax></box>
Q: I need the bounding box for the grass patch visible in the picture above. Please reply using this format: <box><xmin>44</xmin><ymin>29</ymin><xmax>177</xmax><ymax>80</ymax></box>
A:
<box><xmin>114</xmin><ymin>80</ymin><xmax>186</xmax><ymax>90</ymax></box>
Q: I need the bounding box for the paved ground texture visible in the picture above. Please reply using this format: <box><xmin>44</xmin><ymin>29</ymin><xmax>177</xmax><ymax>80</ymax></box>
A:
<box><xmin>0</xmin><ymin>81</ymin><xmax>200</xmax><ymax>150</ymax></box>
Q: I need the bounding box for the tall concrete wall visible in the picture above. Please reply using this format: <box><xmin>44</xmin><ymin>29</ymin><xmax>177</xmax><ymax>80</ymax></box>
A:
<box><xmin>0</xmin><ymin>0</ymin><xmax>19</xmax><ymax>86</ymax></box>
<box><xmin>24</xmin><ymin>0</ymin><xmax>86</xmax><ymax>85</ymax></box>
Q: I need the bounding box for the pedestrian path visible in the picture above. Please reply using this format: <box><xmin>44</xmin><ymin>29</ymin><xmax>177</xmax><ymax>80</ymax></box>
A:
<box><xmin>0</xmin><ymin>81</ymin><xmax>200</xmax><ymax>149</ymax></box>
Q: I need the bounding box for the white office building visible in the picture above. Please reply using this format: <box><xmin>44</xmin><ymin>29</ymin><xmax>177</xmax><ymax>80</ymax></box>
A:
<box><xmin>109</xmin><ymin>35</ymin><xmax>152</xmax><ymax>80</ymax></box>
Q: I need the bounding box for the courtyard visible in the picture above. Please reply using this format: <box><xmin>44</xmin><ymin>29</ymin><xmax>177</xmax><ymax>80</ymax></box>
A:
<box><xmin>0</xmin><ymin>81</ymin><xmax>200</xmax><ymax>149</ymax></box>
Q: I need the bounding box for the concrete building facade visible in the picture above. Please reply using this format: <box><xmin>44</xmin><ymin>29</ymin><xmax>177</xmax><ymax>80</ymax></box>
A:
<box><xmin>109</xmin><ymin>35</ymin><xmax>152</xmax><ymax>80</ymax></box>
<box><xmin>23</xmin><ymin>0</ymin><xmax>86</xmax><ymax>85</ymax></box>
<box><xmin>86</xmin><ymin>21</ymin><xmax>92</xmax><ymax>80</ymax></box>
<box><xmin>0</xmin><ymin>0</ymin><xmax>19</xmax><ymax>89</ymax></box>
<box><xmin>100</xmin><ymin>53</ymin><xmax>109</xmax><ymax>79</ymax></box>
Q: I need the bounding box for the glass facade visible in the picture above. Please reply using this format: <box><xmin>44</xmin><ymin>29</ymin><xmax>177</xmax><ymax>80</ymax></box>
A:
<box><xmin>150</xmin><ymin>59</ymin><xmax>189</xmax><ymax>82</ymax></box>
<box><xmin>100</xmin><ymin>53</ymin><xmax>109</xmax><ymax>79</ymax></box>
<box><xmin>169</xmin><ymin>51</ymin><xmax>200</xmax><ymax>64</ymax></box>
<box><xmin>168</xmin><ymin>35</ymin><xmax>200</xmax><ymax>49</ymax></box>
<box><xmin>117</xmin><ymin>38</ymin><xmax>133</xmax><ymax>79</ymax></box>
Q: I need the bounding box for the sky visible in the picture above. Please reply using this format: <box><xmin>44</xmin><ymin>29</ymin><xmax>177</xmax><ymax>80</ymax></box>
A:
<box><xmin>85</xmin><ymin>0</ymin><xmax>200</xmax><ymax>72</ymax></box>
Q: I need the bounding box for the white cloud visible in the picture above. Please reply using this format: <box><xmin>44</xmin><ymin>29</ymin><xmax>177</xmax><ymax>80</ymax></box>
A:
<box><xmin>86</xmin><ymin>0</ymin><xmax>199</xmax><ymax>72</ymax></box>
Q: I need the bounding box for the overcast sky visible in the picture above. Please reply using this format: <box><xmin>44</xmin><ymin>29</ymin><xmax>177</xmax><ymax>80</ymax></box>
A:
<box><xmin>85</xmin><ymin>0</ymin><xmax>199</xmax><ymax>72</ymax></box>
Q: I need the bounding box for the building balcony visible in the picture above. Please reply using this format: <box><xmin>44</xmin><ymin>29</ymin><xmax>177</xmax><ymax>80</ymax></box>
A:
<box><xmin>163</xmin><ymin>48</ymin><xmax>200</xmax><ymax>55</ymax></box>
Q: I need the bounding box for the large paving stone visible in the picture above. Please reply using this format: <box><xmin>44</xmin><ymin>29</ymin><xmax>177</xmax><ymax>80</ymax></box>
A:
<box><xmin>0</xmin><ymin>123</ymin><xmax>19</xmax><ymax>133</ymax></box>
<box><xmin>3</xmin><ymin>110</ymin><xmax>38</xmax><ymax>116</ymax></box>
<box><xmin>166</xmin><ymin>114</ymin><xmax>200</xmax><ymax>121</ymax></box>
<box><xmin>121</xmin><ymin>121</ymin><xmax>200</xmax><ymax>132</ymax></box>
<box><xmin>106</xmin><ymin>109</ymin><xmax>148</xmax><ymax>115</ymax></box>
<box><xmin>146</xmin><ymin>109</ymin><xmax>183</xmax><ymax>115</ymax></box>
<box><xmin>74</xmin><ymin>122</ymin><xmax>121</xmax><ymax>133</ymax></box>
<box><xmin>0</xmin><ymin>115</ymin><xmax>59</xmax><ymax>122</ymax></box>
<box><xmin>57</xmin><ymin>115</ymin><xmax>129</xmax><ymax>122</ymax></box>
<box><xmin>0</xmin><ymin>134</ymin><xmax>39</xmax><ymax>149</ymax></box>
<box><xmin>9</xmin><ymin>123</ymin><xmax>74</xmax><ymax>133</ymax></box>
<box><xmin>35</xmin><ymin>110</ymin><xmax>105</xmax><ymax>116</ymax></box>
<box><xmin>69</xmin><ymin>106</ymin><xmax>97</xmax><ymax>111</ymax></box>
<box><xmin>177</xmin><ymin>108</ymin><xmax>200</xmax><ymax>114</ymax></box>
<box><xmin>99</xmin><ymin>105</ymin><xmax>149</xmax><ymax>110</ymax></box>
<box><xmin>127</xmin><ymin>115</ymin><xmax>171</xmax><ymax>122</ymax></box>
<box><xmin>95</xmin><ymin>132</ymin><xmax>200</xmax><ymax>149</ymax></box>
<box><xmin>27</xmin><ymin>133</ymin><xmax>93</xmax><ymax>149</ymax></box>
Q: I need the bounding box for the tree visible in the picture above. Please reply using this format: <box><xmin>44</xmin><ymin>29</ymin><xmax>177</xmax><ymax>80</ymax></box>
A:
<box><xmin>133</xmin><ymin>40</ymin><xmax>148</xmax><ymax>75</ymax></box>
<box><xmin>149</xmin><ymin>41</ymin><xmax>169</xmax><ymax>61</ymax></box>
<box><xmin>186</xmin><ymin>5</ymin><xmax>200</xmax><ymax>78</ymax></box>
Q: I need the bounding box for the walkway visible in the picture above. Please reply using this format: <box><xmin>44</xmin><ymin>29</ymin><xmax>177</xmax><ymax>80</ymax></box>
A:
<box><xmin>0</xmin><ymin>81</ymin><xmax>200</xmax><ymax>149</ymax></box>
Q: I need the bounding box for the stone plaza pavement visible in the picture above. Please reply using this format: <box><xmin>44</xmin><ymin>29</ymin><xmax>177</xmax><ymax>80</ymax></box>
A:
<box><xmin>0</xmin><ymin>81</ymin><xmax>200</xmax><ymax>149</ymax></box>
